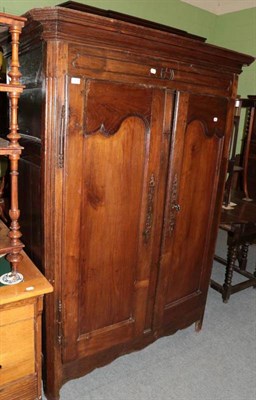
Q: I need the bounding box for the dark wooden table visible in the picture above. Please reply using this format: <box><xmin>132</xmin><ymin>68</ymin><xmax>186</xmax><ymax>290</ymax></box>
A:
<box><xmin>211</xmin><ymin>193</ymin><xmax>256</xmax><ymax>302</ymax></box>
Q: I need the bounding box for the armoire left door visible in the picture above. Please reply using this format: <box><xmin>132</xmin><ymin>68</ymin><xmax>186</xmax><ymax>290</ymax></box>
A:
<box><xmin>61</xmin><ymin>77</ymin><xmax>174</xmax><ymax>362</ymax></box>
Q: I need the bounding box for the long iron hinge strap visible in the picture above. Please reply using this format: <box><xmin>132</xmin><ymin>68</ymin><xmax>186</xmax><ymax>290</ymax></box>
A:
<box><xmin>58</xmin><ymin>105</ymin><xmax>65</xmax><ymax>168</ymax></box>
<box><xmin>57</xmin><ymin>299</ymin><xmax>62</xmax><ymax>345</ymax></box>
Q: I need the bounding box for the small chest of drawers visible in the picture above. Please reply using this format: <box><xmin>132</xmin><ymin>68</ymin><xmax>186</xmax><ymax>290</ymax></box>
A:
<box><xmin>0</xmin><ymin>248</ymin><xmax>52</xmax><ymax>400</ymax></box>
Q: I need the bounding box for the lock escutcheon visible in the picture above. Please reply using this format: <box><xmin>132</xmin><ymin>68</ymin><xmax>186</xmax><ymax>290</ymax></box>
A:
<box><xmin>172</xmin><ymin>203</ymin><xmax>181</xmax><ymax>212</ymax></box>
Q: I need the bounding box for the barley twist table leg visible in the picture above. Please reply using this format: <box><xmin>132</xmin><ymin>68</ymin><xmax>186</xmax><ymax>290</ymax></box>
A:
<box><xmin>239</xmin><ymin>242</ymin><xmax>249</xmax><ymax>271</ymax></box>
<box><xmin>223</xmin><ymin>245</ymin><xmax>237</xmax><ymax>303</ymax></box>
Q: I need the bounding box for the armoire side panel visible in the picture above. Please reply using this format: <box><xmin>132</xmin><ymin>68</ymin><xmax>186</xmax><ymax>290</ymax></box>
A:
<box><xmin>18</xmin><ymin>136</ymin><xmax>42</xmax><ymax>268</ymax></box>
<box><xmin>17</xmin><ymin>44</ymin><xmax>45</xmax><ymax>269</ymax></box>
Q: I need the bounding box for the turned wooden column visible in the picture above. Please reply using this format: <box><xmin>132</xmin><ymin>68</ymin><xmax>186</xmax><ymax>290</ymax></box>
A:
<box><xmin>6</xmin><ymin>23</ymin><xmax>24</xmax><ymax>275</ymax></box>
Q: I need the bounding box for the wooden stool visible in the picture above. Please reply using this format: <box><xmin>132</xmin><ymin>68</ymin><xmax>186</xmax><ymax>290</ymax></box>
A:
<box><xmin>211</xmin><ymin>194</ymin><xmax>256</xmax><ymax>303</ymax></box>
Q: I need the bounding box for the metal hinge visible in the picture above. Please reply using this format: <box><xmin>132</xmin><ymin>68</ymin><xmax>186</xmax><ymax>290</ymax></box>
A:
<box><xmin>57</xmin><ymin>299</ymin><xmax>63</xmax><ymax>345</ymax></box>
<box><xmin>58</xmin><ymin>105</ymin><xmax>66</xmax><ymax>168</ymax></box>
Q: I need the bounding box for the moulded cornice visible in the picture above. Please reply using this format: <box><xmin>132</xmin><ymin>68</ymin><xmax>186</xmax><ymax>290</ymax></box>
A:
<box><xmin>19</xmin><ymin>6</ymin><xmax>255</xmax><ymax>75</ymax></box>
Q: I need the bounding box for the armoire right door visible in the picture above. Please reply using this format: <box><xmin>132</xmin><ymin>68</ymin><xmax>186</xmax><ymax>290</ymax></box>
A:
<box><xmin>154</xmin><ymin>92</ymin><xmax>228</xmax><ymax>332</ymax></box>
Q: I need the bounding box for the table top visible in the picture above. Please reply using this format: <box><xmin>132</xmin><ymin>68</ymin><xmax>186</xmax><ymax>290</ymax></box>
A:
<box><xmin>220</xmin><ymin>192</ymin><xmax>256</xmax><ymax>226</ymax></box>
<box><xmin>0</xmin><ymin>251</ymin><xmax>53</xmax><ymax>305</ymax></box>
<box><xmin>0</xmin><ymin>220</ymin><xmax>53</xmax><ymax>305</ymax></box>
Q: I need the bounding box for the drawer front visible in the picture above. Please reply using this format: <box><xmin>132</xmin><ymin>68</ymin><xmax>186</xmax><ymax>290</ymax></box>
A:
<box><xmin>0</xmin><ymin>304</ymin><xmax>34</xmax><ymax>326</ymax></box>
<box><xmin>0</xmin><ymin>376</ymin><xmax>38</xmax><ymax>400</ymax></box>
<box><xmin>68</xmin><ymin>45</ymin><xmax>232</xmax><ymax>96</ymax></box>
<box><xmin>0</xmin><ymin>312</ymin><xmax>35</xmax><ymax>386</ymax></box>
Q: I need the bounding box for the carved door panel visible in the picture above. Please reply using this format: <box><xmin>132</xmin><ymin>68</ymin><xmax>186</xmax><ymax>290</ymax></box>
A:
<box><xmin>154</xmin><ymin>92</ymin><xmax>228</xmax><ymax>331</ymax></box>
<box><xmin>62</xmin><ymin>77</ymin><xmax>173</xmax><ymax>362</ymax></box>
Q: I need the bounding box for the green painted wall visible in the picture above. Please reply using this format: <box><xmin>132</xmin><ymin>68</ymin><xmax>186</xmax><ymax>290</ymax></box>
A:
<box><xmin>210</xmin><ymin>8</ymin><xmax>256</xmax><ymax>152</ymax></box>
<box><xmin>0</xmin><ymin>1</ymin><xmax>254</xmax><ymax>98</ymax></box>
<box><xmin>210</xmin><ymin>7</ymin><xmax>256</xmax><ymax>97</ymax></box>
<box><xmin>0</xmin><ymin>0</ymin><xmax>216</xmax><ymax>39</ymax></box>
<box><xmin>1</xmin><ymin>1</ymin><xmax>254</xmax><ymax>153</ymax></box>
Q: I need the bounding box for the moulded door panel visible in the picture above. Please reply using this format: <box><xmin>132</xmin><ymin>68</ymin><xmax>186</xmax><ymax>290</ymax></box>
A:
<box><xmin>62</xmin><ymin>77</ymin><xmax>173</xmax><ymax>362</ymax></box>
<box><xmin>154</xmin><ymin>93</ymin><xmax>228</xmax><ymax>330</ymax></box>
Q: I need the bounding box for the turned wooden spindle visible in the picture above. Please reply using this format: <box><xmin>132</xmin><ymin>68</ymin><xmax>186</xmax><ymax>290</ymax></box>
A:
<box><xmin>8</xmin><ymin>24</ymin><xmax>22</xmax><ymax>86</ymax></box>
<box><xmin>5</xmin><ymin>24</ymin><xmax>23</xmax><ymax>274</ymax></box>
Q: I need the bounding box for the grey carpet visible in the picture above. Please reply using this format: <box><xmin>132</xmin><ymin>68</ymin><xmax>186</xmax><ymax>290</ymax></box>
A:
<box><xmin>43</xmin><ymin>230</ymin><xmax>256</xmax><ymax>400</ymax></box>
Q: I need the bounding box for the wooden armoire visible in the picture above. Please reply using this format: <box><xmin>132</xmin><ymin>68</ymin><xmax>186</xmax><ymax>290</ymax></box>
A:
<box><xmin>3</xmin><ymin>3</ymin><xmax>253</xmax><ymax>399</ymax></box>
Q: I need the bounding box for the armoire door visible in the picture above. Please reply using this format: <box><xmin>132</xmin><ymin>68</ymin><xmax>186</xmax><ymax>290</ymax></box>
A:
<box><xmin>61</xmin><ymin>77</ymin><xmax>174</xmax><ymax>362</ymax></box>
<box><xmin>154</xmin><ymin>92</ymin><xmax>228</xmax><ymax>332</ymax></box>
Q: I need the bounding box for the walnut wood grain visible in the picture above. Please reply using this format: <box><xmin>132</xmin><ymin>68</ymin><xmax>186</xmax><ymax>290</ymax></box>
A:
<box><xmin>0</xmin><ymin>4</ymin><xmax>253</xmax><ymax>400</ymax></box>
